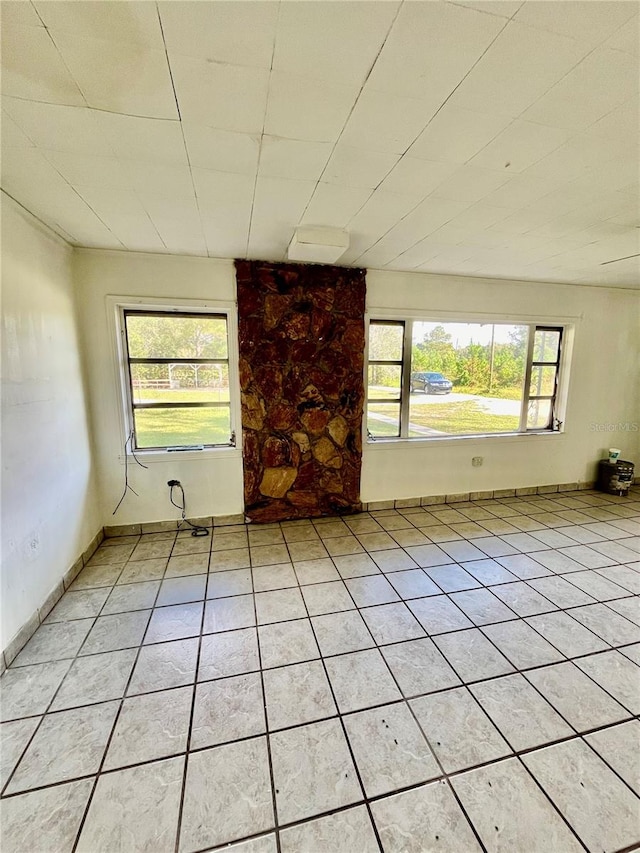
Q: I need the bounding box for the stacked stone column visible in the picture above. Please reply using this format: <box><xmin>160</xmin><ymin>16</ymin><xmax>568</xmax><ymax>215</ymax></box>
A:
<box><xmin>236</xmin><ymin>260</ymin><xmax>366</xmax><ymax>523</ymax></box>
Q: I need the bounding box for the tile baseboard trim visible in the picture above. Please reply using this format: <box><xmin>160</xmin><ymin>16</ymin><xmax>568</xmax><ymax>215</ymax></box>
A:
<box><xmin>103</xmin><ymin>513</ymin><xmax>246</xmax><ymax>538</ymax></box>
<box><xmin>103</xmin><ymin>474</ymin><xmax>640</xmax><ymax>533</ymax></box>
<box><xmin>364</xmin><ymin>481</ymin><xmax>599</xmax><ymax>510</ymax></box>
<box><xmin>1</xmin><ymin>527</ymin><xmax>105</xmax><ymax>673</ymax></box>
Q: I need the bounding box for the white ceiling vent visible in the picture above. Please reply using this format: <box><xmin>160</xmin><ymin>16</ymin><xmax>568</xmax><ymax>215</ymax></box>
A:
<box><xmin>287</xmin><ymin>226</ymin><xmax>349</xmax><ymax>264</ymax></box>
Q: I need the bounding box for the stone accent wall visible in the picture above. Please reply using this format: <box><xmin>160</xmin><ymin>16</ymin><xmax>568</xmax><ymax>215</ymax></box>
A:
<box><xmin>236</xmin><ymin>260</ymin><xmax>366</xmax><ymax>523</ymax></box>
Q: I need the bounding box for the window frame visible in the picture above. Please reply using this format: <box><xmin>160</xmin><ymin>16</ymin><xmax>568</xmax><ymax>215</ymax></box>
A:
<box><xmin>366</xmin><ymin>319</ymin><xmax>406</xmax><ymax>439</ymax></box>
<box><xmin>114</xmin><ymin>299</ymin><xmax>240</xmax><ymax>456</ymax></box>
<box><xmin>521</xmin><ymin>326</ymin><xmax>564</xmax><ymax>432</ymax></box>
<box><xmin>366</xmin><ymin>317</ymin><xmax>570</xmax><ymax>443</ymax></box>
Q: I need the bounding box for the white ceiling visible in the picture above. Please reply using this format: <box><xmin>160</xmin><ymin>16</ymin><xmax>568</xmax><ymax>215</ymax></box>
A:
<box><xmin>1</xmin><ymin>0</ymin><xmax>639</xmax><ymax>287</ymax></box>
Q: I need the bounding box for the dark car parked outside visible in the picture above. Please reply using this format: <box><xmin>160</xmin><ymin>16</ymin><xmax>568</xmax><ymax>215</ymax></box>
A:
<box><xmin>410</xmin><ymin>371</ymin><xmax>453</xmax><ymax>394</ymax></box>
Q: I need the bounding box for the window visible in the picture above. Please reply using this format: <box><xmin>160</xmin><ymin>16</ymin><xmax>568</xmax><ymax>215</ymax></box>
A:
<box><xmin>367</xmin><ymin>321</ymin><xmax>405</xmax><ymax>437</ymax></box>
<box><xmin>525</xmin><ymin>327</ymin><xmax>563</xmax><ymax>430</ymax></box>
<box><xmin>122</xmin><ymin>310</ymin><xmax>234</xmax><ymax>450</ymax></box>
<box><xmin>366</xmin><ymin>320</ymin><xmax>565</xmax><ymax>440</ymax></box>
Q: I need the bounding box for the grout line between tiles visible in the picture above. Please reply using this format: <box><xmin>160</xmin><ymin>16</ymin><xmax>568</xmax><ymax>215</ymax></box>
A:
<box><xmin>251</xmin><ymin>550</ymin><xmax>282</xmax><ymax>853</ymax></box>
<box><xmin>463</xmin><ymin>612</ymin><xmax>640</xmax><ymax>801</ymax></box>
<box><xmin>69</xmin><ymin>535</ymin><xmax>172</xmax><ymax>852</ymax></box>
<box><xmin>280</xmin><ymin>536</ymin><xmax>387</xmax><ymax>853</ymax></box>
<box><xmin>3</xmin><ymin>708</ymin><xmax>636</xmax><ymax>807</ymax></box>
<box><xmin>171</xmin><ymin>528</ymin><xmax>209</xmax><ymax>853</ymax></box>
<box><xmin>511</xmin><ymin>752</ymin><xmax>591</xmax><ymax>852</ymax></box>
<box><xmin>0</xmin><ymin>570</ymin><xmax>131</xmax><ymax>800</ymax></box>
<box><xmin>6</xmin><ymin>579</ymin><xmax>639</xmax><ymax>706</ymax></box>
<box><xmin>342</xmin><ymin>572</ymin><xmax>491</xmax><ymax>853</ymax></box>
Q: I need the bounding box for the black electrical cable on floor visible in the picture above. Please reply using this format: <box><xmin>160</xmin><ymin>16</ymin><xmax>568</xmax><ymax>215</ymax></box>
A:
<box><xmin>112</xmin><ymin>430</ymin><xmax>148</xmax><ymax>515</ymax></box>
<box><xmin>168</xmin><ymin>481</ymin><xmax>209</xmax><ymax>537</ymax></box>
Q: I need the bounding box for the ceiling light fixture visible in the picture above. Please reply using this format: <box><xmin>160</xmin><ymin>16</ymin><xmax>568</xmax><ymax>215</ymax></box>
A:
<box><xmin>287</xmin><ymin>226</ymin><xmax>349</xmax><ymax>264</ymax></box>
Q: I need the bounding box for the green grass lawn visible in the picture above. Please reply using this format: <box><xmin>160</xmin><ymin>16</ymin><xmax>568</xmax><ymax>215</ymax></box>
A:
<box><xmin>134</xmin><ymin>407</ymin><xmax>231</xmax><ymax>448</ymax></box>
<box><xmin>409</xmin><ymin>401</ymin><xmax>519</xmax><ymax>434</ymax></box>
<box><xmin>368</xmin><ymin>400</ymin><xmax>519</xmax><ymax>437</ymax></box>
<box><xmin>136</xmin><ymin>387</ymin><xmax>230</xmax><ymax>403</ymax></box>
<box><xmin>368</xmin><ymin>387</ymin><xmax>400</xmax><ymax>401</ymax></box>
<box><xmin>366</xmin><ymin>417</ymin><xmax>402</xmax><ymax>437</ymax></box>
<box><xmin>132</xmin><ymin>387</ymin><xmax>231</xmax><ymax>447</ymax></box>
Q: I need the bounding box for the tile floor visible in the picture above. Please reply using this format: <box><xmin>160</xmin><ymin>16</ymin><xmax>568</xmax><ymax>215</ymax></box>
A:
<box><xmin>1</xmin><ymin>488</ymin><xmax>640</xmax><ymax>852</ymax></box>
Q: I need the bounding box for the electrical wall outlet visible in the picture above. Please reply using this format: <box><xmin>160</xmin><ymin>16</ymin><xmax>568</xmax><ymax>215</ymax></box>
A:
<box><xmin>472</xmin><ymin>456</ymin><xmax>483</xmax><ymax>467</ymax></box>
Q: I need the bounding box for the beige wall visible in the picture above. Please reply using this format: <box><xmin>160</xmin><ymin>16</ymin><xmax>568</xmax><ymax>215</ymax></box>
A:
<box><xmin>1</xmin><ymin>195</ymin><xmax>101</xmax><ymax>649</ymax></box>
<box><xmin>363</xmin><ymin>269</ymin><xmax>640</xmax><ymax>500</ymax></box>
<box><xmin>73</xmin><ymin>248</ymin><xmax>243</xmax><ymax>525</ymax></box>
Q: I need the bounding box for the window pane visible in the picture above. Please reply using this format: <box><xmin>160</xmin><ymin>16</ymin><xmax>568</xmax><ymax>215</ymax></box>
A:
<box><xmin>367</xmin><ymin>403</ymin><xmax>400</xmax><ymax>437</ymax></box>
<box><xmin>131</xmin><ymin>364</ymin><xmax>229</xmax><ymax>404</ymax></box>
<box><xmin>527</xmin><ymin>399</ymin><xmax>552</xmax><ymax>430</ymax></box>
<box><xmin>533</xmin><ymin>329</ymin><xmax>560</xmax><ymax>363</ymax></box>
<box><xmin>409</xmin><ymin>321</ymin><xmax>526</xmax><ymax>436</ymax></box>
<box><xmin>369</xmin><ymin>322</ymin><xmax>403</xmax><ymax>361</ymax></box>
<box><xmin>368</xmin><ymin>365</ymin><xmax>401</xmax><ymax>400</ymax></box>
<box><xmin>406</xmin><ymin>403</ymin><xmax>521</xmax><ymax>437</ymax></box>
<box><xmin>126</xmin><ymin>314</ymin><xmax>228</xmax><ymax>359</ymax></box>
<box><xmin>134</xmin><ymin>406</ymin><xmax>231</xmax><ymax>448</ymax></box>
<box><xmin>529</xmin><ymin>365</ymin><xmax>557</xmax><ymax>398</ymax></box>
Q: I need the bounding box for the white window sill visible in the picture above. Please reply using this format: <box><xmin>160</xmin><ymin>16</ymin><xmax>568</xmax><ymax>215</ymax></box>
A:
<box><xmin>365</xmin><ymin>430</ymin><xmax>565</xmax><ymax>449</ymax></box>
<box><xmin>120</xmin><ymin>446</ymin><xmax>242</xmax><ymax>463</ymax></box>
